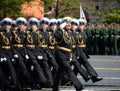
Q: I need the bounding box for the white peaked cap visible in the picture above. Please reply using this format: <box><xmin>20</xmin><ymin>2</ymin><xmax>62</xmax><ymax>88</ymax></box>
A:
<box><xmin>28</xmin><ymin>17</ymin><xmax>39</xmax><ymax>25</ymax></box>
<box><xmin>39</xmin><ymin>17</ymin><xmax>49</xmax><ymax>24</ymax></box>
<box><xmin>60</xmin><ymin>17</ymin><xmax>72</xmax><ymax>29</ymax></box>
<box><xmin>1</xmin><ymin>17</ymin><xmax>13</xmax><ymax>25</ymax></box>
<box><xmin>49</xmin><ymin>19</ymin><xmax>58</xmax><ymax>25</ymax></box>
<box><xmin>12</xmin><ymin>20</ymin><xmax>17</xmax><ymax>26</ymax></box>
<box><xmin>78</xmin><ymin>18</ymin><xmax>87</xmax><ymax>25</ymax></box>
<box><xmin>16</xmin><ymin>17</ymin><xmax>28</xmax><ymax>25</ymax></box>
<box><xmin>61</xmin><ymin>17</ymin><xmax>72</xmax><ymax>23</ymax></box>
<box><xmin>71</xmin><ymin>19</ymin><xmax>79</xmax><ymax>26</ymax></box>
<box><xmin>57</xmin><ymin>18</ymin><xmax>62</xmax><ymax>24</ymax></box>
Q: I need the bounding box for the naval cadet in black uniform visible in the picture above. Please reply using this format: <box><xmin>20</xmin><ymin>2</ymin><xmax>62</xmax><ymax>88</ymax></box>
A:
<box><xmin>52</xmin><ymin>17</ymin><xmax>84</xmax><ymax>91</ymax></box>
<box><xmin>76</xmin><ymin>18</ymin><xmax>102</xmax><ymax>83</ymax></box>
<box><xmin>37</xmin><ymin>17</ymin><xmax>54</xmax><ymax>87</ymax></box>
<box><xmin>25</xmin><ymin>17</ymin><xmax>49</xmax><ymax>88</ymax></box>
<box><xmin>70</xmin><ymin>19</ymin><xmax>90</xmax><ymax>82</ymax></box>
<box><xmin>11</xmin><ymin>17</ymin><xmax>32</xmax><ymax>89</ymax></box>
<box><xmin>48</xmin><ymin>19</ymin><xmax>59</xmax><ymax>81</ymax></box>
<box><xmin>0</xmin><ymin>18</ymin><xmax>22</xmax><ymax>91</ymax></box>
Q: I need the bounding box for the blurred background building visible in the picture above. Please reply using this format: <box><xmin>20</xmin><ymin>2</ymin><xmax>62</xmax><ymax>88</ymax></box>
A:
<box><xmin>44</xmin><ymin>0</ymin><xmax>120</xmax><ymax>23</ymax></box>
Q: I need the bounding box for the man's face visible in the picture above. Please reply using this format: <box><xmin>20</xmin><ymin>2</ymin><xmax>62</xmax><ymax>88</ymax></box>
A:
<box><xmin>65</xmin><ymin>21</ymin><xmax>71</xmax><ymax>30</ymax></box>
<box><xmin>78</xmin><ymin>24</ymin><xmax>85</xmax><ymax>30</ymax></box>
<box><xmin>30</xmin><ymin>23</ymin><xmax>38</xmax><ymax>31</ymax></box>
<box><xmin>49</xmin><ymin>24</ymin><xmax>57</xmax><ymax>31</ymax></box>
<box><xmin>2</xmin><ymin>23</ymin><xmax>11</xmax><ymax>31</ymax></box>
<box><xmin>71</xmin><ymin>24</ymin><xmax>78</xmax><ymax>31</ymax></box>
<box><xmin>40</xmin><ymin>23</ymin><xmax>48</xmax><ymax>30</ymax></box>
<box><xmin>17</xmin><ymin>22</ymin><xmax>26</xmax><ymax>31</ymax></box>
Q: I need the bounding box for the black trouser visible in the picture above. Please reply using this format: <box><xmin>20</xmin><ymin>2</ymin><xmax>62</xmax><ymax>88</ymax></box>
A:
<box><xmin>39</xmin><ymin>48</ymin><xmax>58</xmax><ymax>85</ymax></box>
<box><xmin>0</xmin><ymin>67</ymin><xmax>9</xmax><ymax>90</ymax></box>
<box><xmin>77</xmin><ymin>48</ymin><xmax>98</xmax><ymax>78</ymax></box>
<box><xmin>53</xmin><ymin>58</ymin><xmax>83</xmax><ymax>91</ymax></box>
<box><xmin>44</xmin><ymin>48</ymin><xmax>59</xmax><ymax>73</ymax></box>
<box><xmin>0</xmin><ymin>56</ymin><xmax>21</xmax><ymax>91</ymax></box>
<box><xmin>71</xmin><ymin>53</ymin><xmax>90</xmax><ymax>81</ymax></box>
<box><xmin>13</xmin><ymin>57</ymin><xmax>31</xmax><ymax>87</ymax></box>
<box><xmin>47</xmin><ymin>50</ymin><xmax>59</xmax><ymax>82</ymax></box>
<box><xmin>26</xmin><ymin>59</ymin><xmax>48</xmax><ymax>85</ymax></box>
<box><xmin>71</xmin><ymin>61</ymin><xmax>90</xmax><ymax>82</ymax></box>
<box><xmin>38</xmin><ymin>60</ymin><xmax>53</xmax><ymax>87</ymax></box>
<box><xmin>12</xmin><ymin>47</ymin><xmax>32</xmax><ymax>87</ymax></box>
<box><xmin>78</xmin><ymin>58</ymin><xmax>98</xmax><ymax>78</ymax></box>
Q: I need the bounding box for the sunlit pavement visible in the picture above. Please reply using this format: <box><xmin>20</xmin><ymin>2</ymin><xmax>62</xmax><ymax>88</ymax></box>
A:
<box><xmin>31</xmin><ymin>55</ymin><xmax>120</xmax><ymax>91</ymax></box>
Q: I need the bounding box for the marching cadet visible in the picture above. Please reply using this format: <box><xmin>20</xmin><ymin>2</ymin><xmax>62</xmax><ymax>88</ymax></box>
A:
<box><xmin>76</xmin><ymin>18</ymin><xmax>102</xmax><ymax>83</ymax></box>
<box><xmin>53</xmin><ymin>17</ymin><xmax>84</xmax><ymax>91</ymax></box>
<box><xmin>70</xmin><ymin>19</ymin><xmax>90</xmax><ymax>82</ymax></box>
<box><xmin>56</xmin><ymin>18</ymin><xmax>62</xmax><ymax>29</ymax></box>
<box><xmin>25</xmin><ymin>17</ymin><xmax>49</xmax><ymax>89</ymax></box>
<box><xmin>37</xmin><ymin>17</ymin><xmax>54</xmax><ymax>87</ymax></box>
<box><xmin>11</xmin><ymin>17</ymin><xmax>32</xmax><ymax>90</ymax></box>
<box><xmin>48</xmin><ymin>19</ymin><xmax>59</xmax><ymax>80</ymax></box>
<box><xmin>0</xmin><ymin>18</ymin><xmax>22</xmax><ymax>91</ymax></box>
<box><xmin>11</xmin><ymin>20</ymin><xmax>18</xmax><ymax>31</ymax></box>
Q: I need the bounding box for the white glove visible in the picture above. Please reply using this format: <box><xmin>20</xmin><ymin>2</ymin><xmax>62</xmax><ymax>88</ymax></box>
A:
<box><xmin>14</xmin><ymin>54</ymin><xmax>18</xmax><ymax>58</ymax></box>
<box><xmin>25</xmin><ymin>55</ymin><xmax>29</xmax><ymax>60</ymax></box>
<box><xmin>0</xmin><ymin>58</ymin><xmax>7</xmax><ymax>62</ymax></box>
<box><xmin>0</xmin><ymin>58</ymin><xmax>3</xmax><ymax>62</ymax></box>
<box><xmin>37</xmin><ymin>55</ymin><xmax>43</xmax><ymax>60</ymax></box>
<box><xmin>31</xmin><ymin>65</ymin><xmax>34</xmax><ymax>71</ymax></box>
<box><xmin>70</xmin><ymin>58</ymin><xmax>72</xmax><ymax>61</ymax></box>
<box><xmin>77</xmin><ymin>56</ymin><xmax>80</xmax><ymax>59</ymax></box>
<box><xmin>12</xmin><ymin>59</ymin><xmax>15</xmax><ymax>62</ymax></box>
<box><xmin>60</xmin><ymin>22</ymin><xmax>66</xmax><ymax>29</ymax></box>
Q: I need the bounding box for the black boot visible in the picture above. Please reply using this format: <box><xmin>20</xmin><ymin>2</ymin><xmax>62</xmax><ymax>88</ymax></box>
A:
<box><xmin>92</xmin><ymin>77</ymin><xmax>103</xmax><ymax>83</ymax></box>
<box><xmin>85</xmin><ymin>77</ymin><xmax>91</xmax><ymax>82</ymax></box>
<box><xmin>53</xmin><ymin>88</ymin><xmax>59</xmax><ymax>91</ymax></box>
<box><xmin>76</xmin><ymin>85</ymin><xmax>84</xmax><ymax>91</ymax></box>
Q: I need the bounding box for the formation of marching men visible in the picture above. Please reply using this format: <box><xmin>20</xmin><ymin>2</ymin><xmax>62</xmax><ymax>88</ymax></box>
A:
<box><xmin>0</xmin><ymin>17</ymin><xmax>102</xmax><ymax>91</ymax></box>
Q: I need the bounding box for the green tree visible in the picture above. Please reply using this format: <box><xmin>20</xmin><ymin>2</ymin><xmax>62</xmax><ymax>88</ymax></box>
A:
<box><xmin>43</xmin><ymin>0</ymin><xmax>55</xmax><ymax>8</ymax></box>
<box><xmin>0</xmin><ymin>0</ymin><xmax>24</xmax><ymax>19</ymax></box>
<box><xmin>44</xmin><ymin>0</ymin><xmax>81</xmax><ymax>18</ymax></box>
<box><xmin>57</xmin><ymin>0</ymin><xmax>80</xmax><ymax>18</ymax></box>
<box><xmin>92</xmin><ymin>0</ymin><xmax>120</xmax><ymax>23</ymax></box>
<box><xmin>105</xmin><ymin>7</ymin><xmax>120</xmax><ymax>23</ymax></box>
<box><xmin>0</xmin><ymin>0</ymin><xmax>38</xmax><ymax>19</ymax></box>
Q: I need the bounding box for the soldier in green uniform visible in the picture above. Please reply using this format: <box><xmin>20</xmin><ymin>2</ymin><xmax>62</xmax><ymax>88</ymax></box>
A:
<box><xmin>92</xmin><ymin>23</ymin><xmax>100</xmax><ymax>54</ymax></box>
<box><xmin>108</xmin><ymin>23</ymin><xmax>118</xmax><ymax>55</ymax></box>
<box><xmin>84</xmin><ymin>23</ymin><xmax>94</xmax><ymax>54</ymax></box>
<box><xmin>98</xmin><ymin>23</ymin><xmax>108</xmax><ymax>55</ymax></box>
<box><xmin>116</xmin><ymin>24</ymin><xmax>120</xmax><ymax>55</ymax></box>
<box><xmin>114</xmin><ymin>24</ymin><xmax>119</xmax><ymax>55</ymax></box>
